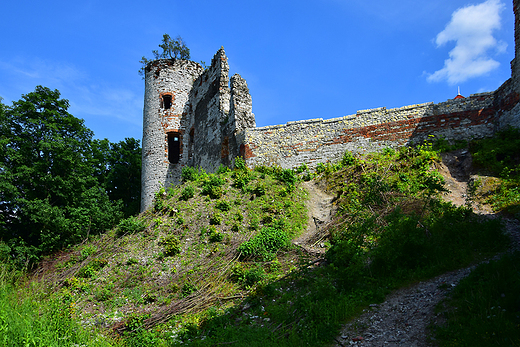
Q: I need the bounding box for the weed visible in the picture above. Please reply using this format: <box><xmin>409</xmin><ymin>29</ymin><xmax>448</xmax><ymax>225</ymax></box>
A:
<box><xmin>182</xmin><ymin>166</ymin><xmax>204</xmax><ymax>182</ymax></box>
<box><xmin>210</xmin><ymin>212</ymin><xmax>222</xmax><ymax>225</ymax></box>
<box><xmin>295</xmin><ymin>162</ymin><xmax>308</xmax><ymax>174</ymax></box>
<box><xmin>274</xmin><ymin>167</ymin><xmax>299</xmax><ymax>190</ymax></box>
<box><xmin>230</xmin><ymin>263</ymin><xmax>267</xmax><ymax>288</ymax></box>
<box><xmin>208</xmin><ymin>228</ymin><xmax>223</xmax><ymax>243</ymax></box>
<box><xmin>93</xmin><ymin>285</ymin><xmax>115</xmax><ymax>301</ymax></box>
<box><xmin>232</xmin><ymin>169</ymin><xmax>253</xmax><ymax>189</ymax></box>
<box><xmin>77</xmin><ymin>258</ymin><xmax>108</xmax><ymax>278</ymax></box>
<box><xmin>234</xmin><ymin>157</ymin><xmax>246</xmax><ymax>170</ymax></box>
<box><xmin>117</xmin><ymin>216</ymin><xmax>146</xmax><ymax>236</ymax></box>
<box><xmin>126</xmin><ymin>257</ymin><xmax>139</xmax><ymax>266</ymax></box>
<box><xmin>181</xmin><ymin>283</ymin><xmax>197</xmax><ymax>298</ymax></box>
<box><xmin>80</xmin><ymin>244</ymin><xmax>98</xmax><ymax>260</ymax></box>
<box><xmin>201</xmin><ymin>174</ymin><xmax>225</xmax><ymax>199</ymax></box>
<box><xmin>159</xmin><ymin>235</ymin><xmax>181</xmax><ymax>257</ymax></box>
<box><xmin>251</xmin><ymin>183</ymin><xmax>266</xmax><ymax>196</ymax></box>
<box><xmin>180</xmin><ymin>185</ymin><xmax>195</xmax><ymax>201</ymax></box>
<box><xmin>238</xmin><ymin>226</ymin><xmax>290</xmax><ymax>261</ymax></box>
<box><xmin>215</xmin><ymin>200</ymin><xmax>231</xmax><ymax>211</ymax></box>
<box><xmin>216</xmin><ymin>164</ymin><xmax>230</xmax><ymax>174</ymax></box>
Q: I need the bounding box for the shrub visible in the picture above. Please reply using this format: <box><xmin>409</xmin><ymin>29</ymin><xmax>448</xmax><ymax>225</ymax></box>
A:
<box><xmin>215</xmin><ymin>200</ymin><xmax>231</xmax><ymax>211</ymax></box>
<box><xmin>181</xmin><ymin>166</ymin><xmax>202</xmax><ymax>182</ymax></box>
<box><xmin>216</xmin><ymin>164</ymin><xmax>230</xmax><ymax>174</ymax></box>
<box><xmin>275</xmin><ymin>168</ymin><xmax>298</xmax><ymax>186</ymax></box>
<box><xmin>117</xmin><ymin>216</ymin><xmax>146</xmax><ymax>236</ymax></box>
<box><xmin>340</xmin><ymin>151</ymin><xmax>357</xmax><ymax>166</ymax></box>
<box><xmin>234</xmin><ymin>157</ymin><xmax>246</xmax><ymax>171</ymax></box>
<box><xmin>230</xmin><ymin>263</ymin><xmax>267</xmax><ymax>288</ymax></box>
<box><xmin>77</xmin><ymin>258</ymin><xmax>108</xmax><ymax>278</ymax></box>
<box><xmin>126</xmin><ymin>257</ymin><xmax>139</xmax><ymax>266</ymax></box>
<box><xmin>94</xmin><ymin>286</ymin><xmax>114</xmax><ymax>301</ymax></box>
<box><xmin>0</xmin><ymin>242</ymin><xmax>10</xmax><ymax>263</ymax></box>
<box><xmin>210</xmin><ymin>212</ymin><xmax>222</xmax><ymax>225</ymax></box>
<box><xmin>232</xmin><ymin>170</ymin><xmax>252</xmax><ymax>190</ymax></box>
<box><xmin>208</xmin><ymin>228</ymin><xmax>223</xmax><ymax>242</ymax></box>
<box><xmin>201</xmin><ymin>174</ymin><xmax>226</xmax><ymax>199</ymax></box>
<box><xmin>181</xmin><ymin>283</ymin><xmax>197</xmax><ymax>298</ymax></box>
<box><xmin>251</xmin><ymin>183</ymin><xmax>266</xmax><ymax>197</ymax></box>
<box><xmin>202</xmin><ymin>185</ymin><xmax>223</xmax><ymax>199</ymax></box>
<box><xmin>79</xmin><ymin>245</ymin><xmax>97</xmax><ymax>261</ymax></box>
<box><xmin>295</xmin><ymin>163</ymin><xmax>308</xmax><ymax>174</ymax></box>
<box><xmin>180</xmin><ymin>185</ymin><xmax>195</xmax><ymax>201</ymax></box>
<box><xmin>238</xmin><ymin>226</ymin><xmax>290</xmax><ymax>261</ymax></box>
<box><xmin>381</xmin><ymin>147</ymin><xmax>395</xmax><ymax>157</ymax></box>
<box><xmin>159</xmin><ymin>235</ymin><xmax>181</xmax><ymax>257</ymax></box>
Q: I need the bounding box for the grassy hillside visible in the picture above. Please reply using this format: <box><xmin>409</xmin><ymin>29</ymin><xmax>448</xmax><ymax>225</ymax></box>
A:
<box><xmin>1</xmin><ymin>129</ymin><xmax>519</xmax><ymax>346</ymax></box>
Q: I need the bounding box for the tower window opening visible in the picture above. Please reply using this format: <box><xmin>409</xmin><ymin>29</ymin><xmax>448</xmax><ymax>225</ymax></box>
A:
<box><xmin>163</xmin><ymin>95</ymin><xmax>172</xmax><ymax>110</ymax></box>
<box><xmin>168</xmin><ymin>133</ymin><xmax>181</xmax><ymax>164</ymax></box>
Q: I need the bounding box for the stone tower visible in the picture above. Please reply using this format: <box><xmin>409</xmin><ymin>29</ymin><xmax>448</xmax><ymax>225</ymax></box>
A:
<box><xmin>141</xmin><ymin>48</ymin><xmax>255</xmax><ymax>211</ymax></box>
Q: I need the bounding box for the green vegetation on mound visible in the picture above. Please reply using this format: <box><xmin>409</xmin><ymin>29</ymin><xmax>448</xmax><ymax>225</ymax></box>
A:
<box><xmin>32</xmin><ymin>160</ymin><xmax>309</xmax><ymax>342</ymax></box>
<box><xmin>469</xmin><ymin>127</ymin><xmax>520</xmax><ymax>217</ymax></box>
<box><xmin>2</xmin><ymin>132</ymin><xmax>519</xmax><ymax>346</ymax></box>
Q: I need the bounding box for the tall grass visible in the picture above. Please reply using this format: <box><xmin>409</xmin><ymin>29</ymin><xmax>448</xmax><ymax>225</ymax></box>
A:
<box><xmin>470</xmin><ymin>127</ymin><xmax>520</xmax><ymax>217</ymax></box>
<box><xmin>0</xmin><ymin>264</ymin><xmax>115</xmax><ymax>346</ymax></box>
<box><xmin>434</xmin><ymin>252</ymin><xmax>520</xmax><ymax>346</ymax></box>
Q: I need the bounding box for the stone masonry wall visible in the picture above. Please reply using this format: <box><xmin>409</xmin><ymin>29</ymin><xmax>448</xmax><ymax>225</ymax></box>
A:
<box><xmin>183</xmin><ymin>47</ymin><xmax>230</xmax><ymax>173</ymax></box>
<box><xmin>241</xmin><ymin>92</ymin><xmax>510</xmax><ymax>170</ymax></box>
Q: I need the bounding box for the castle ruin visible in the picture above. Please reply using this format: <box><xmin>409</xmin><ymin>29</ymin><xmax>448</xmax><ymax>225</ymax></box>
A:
<box><xmin>141</xmin><ymin>0</ymin><xmax>520</xmax><ymax>211</ymax></box>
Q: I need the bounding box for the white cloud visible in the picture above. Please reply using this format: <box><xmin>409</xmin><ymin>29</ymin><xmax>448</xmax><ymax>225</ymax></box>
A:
<box><xmin>427</xmin><ymin>0</ymin><xmax>506</xmax><ymax>84</ymax></box>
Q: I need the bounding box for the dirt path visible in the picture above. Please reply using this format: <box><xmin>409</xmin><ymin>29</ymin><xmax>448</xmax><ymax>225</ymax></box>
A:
<box><xmin>293</xmin><ymin>180</ymin><xmax>335</xmax><ymax>255</ymax></box>
<box><xmin>436</xmin><ymin>149</ymin><xmax>493</xmax><ymax>214</ymax></box>
<box><xmin>333</xmin><ymin>266</ymin><xmax>476</xmax><ymax>347</ymax></box>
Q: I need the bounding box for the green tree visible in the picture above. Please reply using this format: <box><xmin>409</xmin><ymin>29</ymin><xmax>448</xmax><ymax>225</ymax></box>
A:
<box><xmin>0</xmin><ymin>86</ymin><xmax>123</xmax><ymax>264</ymax></box>
<box><xmin>138</xmin><ymin>34</ymin><xmax>191</xmax><ymax>77</ymax></box>
<box><xmin>92</xmin><ymin>138</ymin><xmax>141</xmax><ymax>217</ymax></box>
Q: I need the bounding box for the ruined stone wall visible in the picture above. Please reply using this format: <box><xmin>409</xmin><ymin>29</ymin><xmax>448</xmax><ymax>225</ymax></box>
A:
<box><xmin>241</xmin><ymin>93</ymin><xmax>504</xmax><ymax>169</ymax></box>
<box><xmin>183</xmin><ymin>48</ymin><xmax>255</xmax><ymax>172</ymax></box>
<box><xmin>183</xmin><ymin>48</ymin><xmax>230</xmax><ymax>173</ymax></box>
<box><xmin>141</xmin><ymin>59</ymin><xmax>204</xmax><ymax>211</ymax></box>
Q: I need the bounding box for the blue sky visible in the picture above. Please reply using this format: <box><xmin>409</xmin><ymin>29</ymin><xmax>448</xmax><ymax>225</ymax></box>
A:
<box><xmin>0</xmin><ymin>0</ymin><xmax>515</xmax><ymax>143</ymax></box>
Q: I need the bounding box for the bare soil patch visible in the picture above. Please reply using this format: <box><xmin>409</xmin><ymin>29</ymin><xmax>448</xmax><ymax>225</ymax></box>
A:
<box><xmin>293</xmin><ymin>180</ymin><xmax>335</xmax><ymax>255</ymax></box>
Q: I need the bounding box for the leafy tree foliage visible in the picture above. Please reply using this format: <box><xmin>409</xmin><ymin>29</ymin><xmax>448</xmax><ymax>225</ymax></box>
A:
<box><xmin>0</xmin><ymin>86</ymin><xmax>124</xmax><ymax>264</ymax></box>
<box><xmin>138</xmin><ymin>34</ymin><xmax>190</xmax><ymax>77</ymax></box>
<box><xmin>92</xmin><ymin>138</ymin><xmax>141</xmax><ymax>217</ymax></box>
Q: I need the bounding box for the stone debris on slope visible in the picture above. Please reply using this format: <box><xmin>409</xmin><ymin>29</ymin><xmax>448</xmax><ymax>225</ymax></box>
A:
<box><xmin>334</xmin><ymin>266</ymin><xmax>475</xmax><ymax>347</ymax></box>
